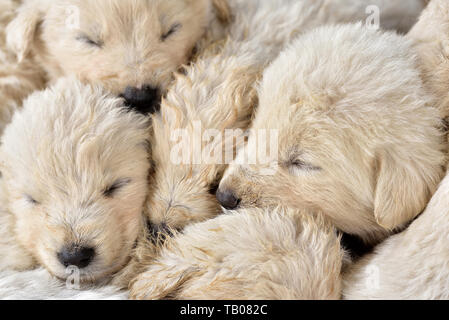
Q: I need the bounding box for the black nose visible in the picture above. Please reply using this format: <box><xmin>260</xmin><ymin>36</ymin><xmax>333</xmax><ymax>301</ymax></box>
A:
<box><xmin>122</xmin><ymin>85</ymin><xmax>160</xmax><ymax>114</ymax></box>
<box><xmin>57</xmin><ymin>246</ymin><xmax>95</xmax><ymax>269</ymax></box>
<box><xmin>216</xmin><ymin>189</ymin><xmax>240</xmax><ymax>210</ymax></box>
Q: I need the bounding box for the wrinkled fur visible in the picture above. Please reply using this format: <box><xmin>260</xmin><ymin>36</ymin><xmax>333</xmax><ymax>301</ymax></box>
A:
<box><xmin>219</xmin><ymin>24</ymin><xmax>446</xmax><ymax>244</ymax></box>
<box><xmin>130</xmin><ymin>207</ymin><xmax>346</xmax><ymax>300</ymax></box>
<box><xmin>343</xmin><ymin>171</ymin><xmax>449</xmax><ymax>300</ymax></box>
<box><xmin>7</xmin><ymin>0</ymin><xmax>230</xmax><ymax>94</ymax></box>
<box><xmin>0</xmin><ymin>78</ymin><xmax>150</xmax><ymax>283</ymax></box>
<box><xmin>0</xmin><ymin>0</ymin><xmax>45</xmax><ymax>135</ymax></box>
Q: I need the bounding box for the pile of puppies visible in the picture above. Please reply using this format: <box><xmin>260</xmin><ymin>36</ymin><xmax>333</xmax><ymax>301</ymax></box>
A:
<box><xmin>0</xmin><ymin>0</ymin><xmax>448</xmax><ymax>300</ymax></box>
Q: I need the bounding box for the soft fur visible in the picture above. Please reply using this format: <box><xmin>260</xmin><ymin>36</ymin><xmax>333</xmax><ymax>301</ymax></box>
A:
<box><xmin>343</xmin><ymin>171</ymin><xmax>449</xmax><ymax>300</ymax></box>
<box><xmin>0</xmin><ymin>0</ymin><xmax>45</xmax><ymax>136</ymax></box>
<box><xmin>218</xmin><ymin>23</ymin><xmax>446</xmax><ymax>245</ymax></box>
<box><xmin>0</xmin><ymin>78</ymin><xmax>150</xmax><ymax>283</ymax></box>
<box><xmin>6</xmin><ymin>0</ymin><xmax>230</xmax><ymax>95</ymax></box>
<box><xmin>130</xmin><ymin>207</ymin><xmax>346</xmax><ymax>300</ymax></box>
<box><xmin>408</xmin><ymin>0</ymin><xmax>449</xmax><ymax>121</ymax></box>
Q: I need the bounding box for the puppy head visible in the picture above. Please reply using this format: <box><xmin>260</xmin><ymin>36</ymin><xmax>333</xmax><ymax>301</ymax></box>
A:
<box><xmin>408</xmin><ymin>0</ymin><xmax>449</xmax><ymax>117</ymax></box>
<box><xmin>218</xmin><ymin>25</ymin><xmax>446</xmax><ymax>242</ymax></box>
<box><xmin>0</xmin><ymin>78</ymin><xmax>150</xmax><ymax>282</ymax></box>
<box><xmin>7</xmin><ymin>0</ymin><xmax>230</xmax><ymax>113</ymax></box>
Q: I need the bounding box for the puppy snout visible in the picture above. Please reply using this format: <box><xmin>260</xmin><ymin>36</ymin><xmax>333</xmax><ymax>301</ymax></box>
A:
<box><xmin>122</xmin><ymin>85</ymin><xmax>160</xmax><ymax>114</ymax></box>
<box><xmin>57</xmin><ymin>245</ymin><xmax>95</xmax><ymax>269</ymax></box>
<box><xmin>216</xmin><ymin>188</ymin><xmax>240</xmax><ymax>210</ymax></box>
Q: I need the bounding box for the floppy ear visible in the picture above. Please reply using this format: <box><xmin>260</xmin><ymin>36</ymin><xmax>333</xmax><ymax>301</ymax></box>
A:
<box><xmin>212</xmin><ymin>0</ymin><xmax>231</xmax><ymax>24</ymax></box>
<box><xmin>373</xmin><ymin>149</ymin><xmax>441</xmax><ymax>230</ymax></box>
<box><xmin>6</xmin><ymin>2</ymin><xmax>43</xmax><ymax>62</ymax></box>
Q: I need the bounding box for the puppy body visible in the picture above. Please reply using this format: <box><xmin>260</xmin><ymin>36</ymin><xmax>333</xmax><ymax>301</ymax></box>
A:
<box><xmin>407</xmin><ymin>0</ymin><xmax>449</xmax><ymax>120</ymax></box>
<box><xmin>219</xmin><ymin>23</ymin><xmax>446</xmax><ymax>244</ymax></box>
<box><xmin>130</xmin><ymin>207</ymin><xmax>346</xmax><ymax>300</ymax></box>
<box><xmin>0</xmin><ymin>78</ymin><xmax>150</xmax><ymax>283</ymax></box>
<box><xmin>343</xmin><ymin>171</ymin><xmax>449</xmax><ymax>300</ymax></box>
<box><xmin>0</xmin><ymin>0</ymin><xmax>45</xmax><ymax>135</ymax></box>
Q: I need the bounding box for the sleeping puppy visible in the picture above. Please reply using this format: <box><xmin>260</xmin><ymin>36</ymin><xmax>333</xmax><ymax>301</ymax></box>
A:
<box><xmin>6</xmin><ymin>0</ymin><xmax>230</xmax><ymax>114</ymax></box>
<box><xmin>0</xmin><ymin>78</ymin><xmax>151</xmax><ymax>283</ymax></box>
<box><xmin>217</xmin><ymin>23</ymin><xmax>446</xmax><ymax>245</ymax></box>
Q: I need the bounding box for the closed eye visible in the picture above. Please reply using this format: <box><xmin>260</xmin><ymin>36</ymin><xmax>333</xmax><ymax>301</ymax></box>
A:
<box><xmin>161</xmin><ymin>23</ymin><xmax>181</xmax><ymax>41</ymax></box>
<box><xmin>208</xmin><ymin>182</ymin><xmax>219</xmax><ymax>195</ymax></box>
<box><xmin>103</xmin><ymin>178</ymin><xmax>132</xmax><ymax>198</ymax></box>
<box><xmin>24</xmin><ymin>194</ymin><xmax>39</xmax><ymax>205</ymax></box>
<box><xmin>76</xmin><ymin>34</ymin><xmax>103</xmax><ymax>48</ymax></box>
<box><xmin>289</xmin><ymin>159</ymin><xmax>321</xmax><ymax>172</ymax></box>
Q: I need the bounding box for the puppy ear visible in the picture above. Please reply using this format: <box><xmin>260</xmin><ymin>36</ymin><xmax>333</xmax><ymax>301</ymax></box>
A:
<box><xmin>6</xmin><ymin>2</ymin><xmax>43</xmax><ymax>62</ymax></box>
<box><xmin>373</xmin><ymin>149</ymin><xmax>441</xmax><ymax>230</ymax></box>
<box><xmin>212</xmin><ymin>0</ymin><xmax>231</xmax><ymax>24</ymax></box>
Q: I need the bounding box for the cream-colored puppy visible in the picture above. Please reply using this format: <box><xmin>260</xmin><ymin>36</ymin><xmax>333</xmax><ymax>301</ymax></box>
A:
<box><xmin>218</xmin><ymin>23</ymin><xmax>446</xmax><ymax>245</ymax></box>
<box><xmin>0</xmin><ymin>78</ymin><xmax>150</xmax><ymax>283</ymax></box>
<box><xmin>144</xmin><ymin>0</ymin><xmax>429</xmax><ymax>234</ymax></box>
<box><xmin>7</xmin><ymin>0</ymin><xmax>230</xmax><ymax>113</ymax></box>
<box><xmin>343</xmin><ymin>171</ymin><xmax>449</xmax><ymax>300</ymax></box>
<box><xmin>130</xmin><ymin>207</ymin><xmax>346</xmax><ymax>300</ymax></box>
<box><xmin>0</xmin><ymin>0</ymin><xmax>45</xmax><ymax>135</ymax></box>
<box><xmin>407</xmin><ymin>0</ymin><xmax>449</xmax><ymax>120</ymax></box>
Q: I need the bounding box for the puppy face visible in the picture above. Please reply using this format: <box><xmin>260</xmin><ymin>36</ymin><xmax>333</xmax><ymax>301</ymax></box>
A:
<box><xmin>7</xmin><ymin>0</ymin><xmax>230</xmax><ymax>112</ymax></box>
<box><xmin>0</xmin><ymin>78</ymin><xmax>150</xmax><ymax>282</ymax></box>
<box><xmin>218</xmin><ymin>24</ymin><xmax>446</xmax><ymax>243</ymax></box>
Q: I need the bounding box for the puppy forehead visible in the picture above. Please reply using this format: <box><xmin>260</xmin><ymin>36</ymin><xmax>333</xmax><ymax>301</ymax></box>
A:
<box><xmin>2</xmin><ymin>81</ymin><xmax>149</xmax><ymax>176</ymax></box>
<box><xmin>59</xmin><ymin>0</ymin><xmax>202</xmax><ymax>24</ymax></box>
